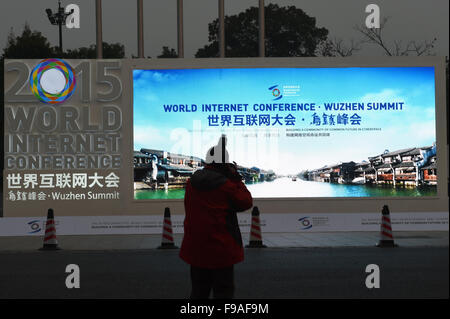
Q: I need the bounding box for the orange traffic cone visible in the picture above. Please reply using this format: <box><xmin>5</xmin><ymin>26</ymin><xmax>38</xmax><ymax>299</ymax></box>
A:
<box><xmin>39</xmin><ymin>208</ymin><xmax>61</xmax><ymax>250</ymax></box>
<box><xmin>246</xmin><ymin>206</ymin><xmax>266</xmax><ymax>248</ymax></box>
<box><xmin>158</xmin><ymin>207</ymin><xmax>178</xmax><ymax>249</ymax></box>
<box><xmin>376</xmin><ymin>205</ymin><xmax>397</xmax><ymax>247</ymax></box>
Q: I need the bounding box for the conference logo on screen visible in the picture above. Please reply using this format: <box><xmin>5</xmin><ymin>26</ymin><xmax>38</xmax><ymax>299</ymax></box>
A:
<box><xmin>29</xmin><ymin>58</ymin><xmax>76</xmax><ymax>104</ymax></box>
<box><xmin>268</xmin><ymin>84</ymin><xmax>300</xmax><ymax>100</ymax></box>
<box><xmin>268</xmin><ymin>85</ymin><xmax>283</xmax><ymax>100</ymax></box>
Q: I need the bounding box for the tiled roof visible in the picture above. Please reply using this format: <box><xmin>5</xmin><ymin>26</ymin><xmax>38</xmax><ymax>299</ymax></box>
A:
<box><xmin>134</xmin><ymin>151</ymin><xmax>152</xmax><ymax>158</ymax></box>
<box><xmin>421</xmin><ymin>162</ymin><xmax>437</xmax><ymax>170</ymax></box>
<box><xmin>375</xmin><ymin>163</ymin><xmax>391</xmax><ymax>169</ymax></box>
<box><xmin>393</xmin><ymin>161</ymin><xmax>415</xmax><ymax>168</ymax></box>
<box><xmin>402</xmin><ymin>146</ymin><xmax>432</xmax><ymax>156</ymax></box>
<box><xmin>381</xmin><ymin>147</ymin><xmax>416</xmax><ymax>157</ymax></box>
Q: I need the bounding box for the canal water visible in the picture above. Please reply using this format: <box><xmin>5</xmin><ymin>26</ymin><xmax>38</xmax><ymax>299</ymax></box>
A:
<box><xmin>134</xmin><ymin>177</ymin><xmax>437</xmax><ymax>200</ymax></box>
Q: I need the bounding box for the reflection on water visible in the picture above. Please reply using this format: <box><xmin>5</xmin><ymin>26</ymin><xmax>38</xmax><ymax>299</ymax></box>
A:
<box><xmin>135</xmin><ymin>188</ymin><xmax>186</xmax><ymax>200</ymax></box>
<box><xmin>135</xmin><ymin>177</ymin><xmax>436</xmax><ymax>200</ymax></box>
<box><xmin>246</xmin><ymin>178</ymin><xmax>436</xmax><ymax>198</ymax></box>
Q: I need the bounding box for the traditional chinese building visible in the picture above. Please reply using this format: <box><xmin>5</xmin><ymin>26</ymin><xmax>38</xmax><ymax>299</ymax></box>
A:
<box><xmin>368</xmin><ymin>153</ymin><xmax>384</xmax><ymax>167</ymax></box>
<box><xmin>421</xmin><ymin>156</ymin><xmax>437</xmax><ymax>185</ymax></box>
<box><xmin>134</xmin><ymin>149</ymin><xmax>200</xmax><ymax>189</ymax></box>
<box><xmin>140</xmin><ymin>148</ymin><xmax>203</xmax><ymax>168</ymax></box>
<box><xmin>394</xmin><ymin>146</ymin><xmax>433</xmax><ymax>186</ymax></box>
<box><xmin>134</xmin><ymin>148</ymin><xmax>272</xmax><ymax>188</ymax></box>
<box><xmin>332</xmin><ymin>162</ymin><xmax>356</xmax><ymax>184</ymax></box>
<box><xmin>305</xmin><ymin>143</ymin><xmax>436</xmax><ymax>187</ymax></box>
<box><xmin>133</xmin><ymin>151</ymin><xmax>154</xmax><ymax>182</ymax></box>
<box><xmin>353</xmin><ymin>161</ymin><xmax>371</xmax><ymax>184</ymax></box>
<box><xmin>312</xmin><ymin>162</ymin><xmax>356</xmax><ymax>184</ymax></box>
<box><xmin>317</xmin><ymin>166</ymin><xmax>332</xmax><ymax>183</ymax></box>
<box><xmin>250</xmin><ymin>167</ymin><xmax>276</xmax><ymax>182</ymax></box>
<box><xmin>306</xmin><ymin>168</ymin><xmax>320</xmax><ymax>182</ymax></box>
<box><xmin>374</xmin><ymin>148</ymin><xmax>415</xmax><ymax>186</ymax></box>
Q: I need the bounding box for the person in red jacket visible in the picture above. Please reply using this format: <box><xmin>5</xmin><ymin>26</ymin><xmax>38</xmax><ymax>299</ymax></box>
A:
<box><xmin>180</xmin><ymin>135</ymin><xmax>253</xmax><ymax>299</ymax></box>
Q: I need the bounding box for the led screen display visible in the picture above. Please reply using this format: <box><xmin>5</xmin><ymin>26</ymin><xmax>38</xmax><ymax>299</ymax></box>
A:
<box><xmin>133</xmin><ymin>67</ymin><xmax>437</xmax><ymax>199</ymax></box>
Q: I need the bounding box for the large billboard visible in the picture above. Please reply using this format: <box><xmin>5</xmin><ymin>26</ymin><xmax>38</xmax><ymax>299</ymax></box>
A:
<box><xmin>3</xmin><ymin>59</ymin><xmax>128</xmax><ymax>217</ymax></box>
<box><xmin>133</xmin><ymin>66</ymin><xmax>438</xmax><ymax>200</ymax></box>
<box><xmin>2</xmin><ymin>57</ymin><xmax>448</xmax><ymax>217</ymax></box>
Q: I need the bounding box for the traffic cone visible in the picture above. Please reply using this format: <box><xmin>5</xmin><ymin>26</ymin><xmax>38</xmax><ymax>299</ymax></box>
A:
<box><xmin>158</xmin><ymin>207</ymin><xmax>178</xmax><ymax>249</ymax></box>
<box><xmin>246</xmin><ymin>206</ymin><xmax>266</xmax><ymax>248</ymax></box>
<box><xmin>39</xmin><ymin>208</ymin><xmax>60</xmax><ymax>251</ymax></box>
<box><xmin>376</xmin><ymin>205</ymin><xmax>397</xmax><ymax>247</ymax></box>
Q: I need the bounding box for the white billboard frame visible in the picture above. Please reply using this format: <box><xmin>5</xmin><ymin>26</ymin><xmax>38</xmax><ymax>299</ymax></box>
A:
<box><xmin>125</xmin><ymin>56</ymin><xmax>448</xmax><ymax>216</ymax></box>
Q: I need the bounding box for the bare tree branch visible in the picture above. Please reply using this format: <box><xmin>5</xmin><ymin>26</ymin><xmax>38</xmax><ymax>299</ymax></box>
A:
<box><xmin>354</xmin><ymin>17</ymin><xmax>437</xmax><ymax>56</ymax></box>
<box><xmin>318</xmin><ymin>37</ymin><xmax>362</xmax><ymax>57</ymax></box>
<box><xmin>355</xmin><ymin>17</ymin><xmax>393</xmax><ymax>56</ymax></box>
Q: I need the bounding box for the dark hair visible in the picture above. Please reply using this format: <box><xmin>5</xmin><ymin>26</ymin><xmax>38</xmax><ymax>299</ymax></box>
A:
<box><xmin>206</xmin><ymin>163</ymin><xmax>240</xmax><ymax>180</ymax></box>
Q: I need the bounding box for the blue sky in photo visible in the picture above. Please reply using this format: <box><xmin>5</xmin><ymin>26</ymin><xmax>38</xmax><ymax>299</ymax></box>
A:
<box><xmin>133</xmin><ymin>67</ymin><xmax>436</xmax><ymax>174</ymax></box>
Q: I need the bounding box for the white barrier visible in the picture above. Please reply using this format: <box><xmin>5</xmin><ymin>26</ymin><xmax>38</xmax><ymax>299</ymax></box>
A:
<box><xmin>0</xmin><ymin>212</ymin><xmax>448</xmax><ymax>236</ymax></box>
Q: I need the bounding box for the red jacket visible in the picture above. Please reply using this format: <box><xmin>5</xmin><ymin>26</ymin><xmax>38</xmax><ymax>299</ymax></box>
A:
<box><xmin>180</xmin><ymin>167</ymin><xmax>253</xmax><ymax>269</ymax></box>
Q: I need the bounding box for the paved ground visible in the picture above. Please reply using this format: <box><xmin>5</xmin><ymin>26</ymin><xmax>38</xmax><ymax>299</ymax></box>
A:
<box><xmin>0</xmin><ymin>232</ymin><xmax>447</xmax><ymax>298</ymax></box>
<box><xmin>0</xmin><ymin>231</ymin><xmax>448</xmax><ymax>251</ymax></box>
<box><xmin>0</xmin><ymin>247</ymin><xmax>447</xmax><ymax>299</ymax></box>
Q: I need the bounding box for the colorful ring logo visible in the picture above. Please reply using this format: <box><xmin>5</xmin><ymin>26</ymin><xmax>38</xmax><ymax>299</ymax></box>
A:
<box><xmin>272</xmin><ymin>88</ymin><xmax>281</xmax><ymax>97</ymax></box>
<box><xmin>29</xmin><ymin>58</ymin><xmax>76</xmax><ymax>104</ymax></box>
<box><xmin>268</xmin><ymin>85</ymin><xmax>283</xmax><ymax>100</ymax></box>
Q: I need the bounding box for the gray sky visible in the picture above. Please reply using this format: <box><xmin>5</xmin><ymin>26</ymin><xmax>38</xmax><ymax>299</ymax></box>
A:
<box><xmin>0</xmin><ymin>0</ymin><xmax>448</xmax><ymax>57</ymax></box>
